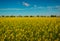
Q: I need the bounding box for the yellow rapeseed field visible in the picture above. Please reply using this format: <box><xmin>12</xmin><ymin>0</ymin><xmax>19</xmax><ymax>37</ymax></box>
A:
<box><xmin>0</xmin><ymin>17</ymin><xmax>60</xmax><ymax>41</ymax></box>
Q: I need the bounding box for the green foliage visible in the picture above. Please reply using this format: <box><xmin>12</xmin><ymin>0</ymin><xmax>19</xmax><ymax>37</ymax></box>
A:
<box><xmin>51</xmin><ymin>15</ymin><xmax>56</xmax><ymax>17</ymax></box>
<box><xmin>24</xmin><ymin>16</ymin><xmax>29</xmax><ymax>17</ymax></box>
<box><xmin>36</xmin><ymin>15</ymin><xmax>40</xmax><ymax>17</ymax></box>
<box><xmin>17</xmin><ymin>15</ymin><xmax>22</xmax><ymax>17</ymax></box>
<box><xmin>30</xmin><ymin>15</ymin><xmax>34</xmax><ymax>17</ymax></box>
<box><xmin>10</xmin><ymin>15</ymin><xmax>15</xmax><ymax>17</ymax></box>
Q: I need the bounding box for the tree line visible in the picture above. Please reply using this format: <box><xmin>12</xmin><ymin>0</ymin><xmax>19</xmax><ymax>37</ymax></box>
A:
<box><xmin>0</xmin><ymin>15</ymin><xmax>60</xmax><ymax>17</ymax></box>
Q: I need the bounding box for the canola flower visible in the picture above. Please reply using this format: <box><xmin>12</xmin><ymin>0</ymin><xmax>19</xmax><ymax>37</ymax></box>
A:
<box><xmin>0</xmin><ymin>17</ymin><xmax>60</xmax><ymax>41</ymax></box>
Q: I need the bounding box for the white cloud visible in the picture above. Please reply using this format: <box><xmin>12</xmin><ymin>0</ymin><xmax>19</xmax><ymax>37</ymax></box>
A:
<box><xmin>30</xmin><ymin>5</ymin><xmax>37</xmax><ymax>9</ymax></box>
<box><xmin>39</xmin><ymin>6</ymin><xmax>60</xmax><ymax>10</ymax></box>
<box><xmin>46</xmin><ymin>6</ymin><xmax>60</xmax><ymax>10</ymax></box>
<box><xmin>30</xmin><ymin>6</ymin><xmax>45</xmax><ymax>9</ymax></box>
<box><xmin>55</xmin><ymin>6</ymin><xmax>60</xmax><ymax>8</ymax></box>
<box><xmin>46</xmin><ymin>6</ymin><xmax>53</xmax><ymax>10</ymax></box>
<box><xmin>55</xmin><ymin>6</ymin><xmax>60</xmax><ymax>10</ymax></box>
<box><xmin>30</xmin><ymin>5</ymin><xmax>60</xmax><ymax>11</ymax></box>
<box><xmin>0</xmin><ymin>8</ymin><xmax>24</xmax><ymax>10</ymax></box>
<box><xmin>22</xmin><ymin>2</ymin><xmax>30</xmax><ymax>7</ymax></box>
<box><xmin>47</xmin><ymin>6</ymin><xmax>60</xmax><ymax>9</ymax></box>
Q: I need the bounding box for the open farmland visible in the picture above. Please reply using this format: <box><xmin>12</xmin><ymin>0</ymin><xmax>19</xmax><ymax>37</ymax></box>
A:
<box><xmin>0</xmin><ymin>17</ymin><xmax>60</xmax><ymax>41</ymax></box>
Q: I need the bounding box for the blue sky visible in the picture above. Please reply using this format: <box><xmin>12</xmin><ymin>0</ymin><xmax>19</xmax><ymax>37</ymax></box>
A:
<box><xmin>0</xmin><ymin>0</ymin><xmax>60</xmax><ymax>16</ymax></box>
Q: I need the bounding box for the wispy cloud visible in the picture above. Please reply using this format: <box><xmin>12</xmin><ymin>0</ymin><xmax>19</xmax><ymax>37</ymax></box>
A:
<box><xmin>0</xmin><ymin>6</ymin><xmax>59</xmax><ymax>11</ymax></box>
<box><xmin>0</xmin><ymin>8</ymin><xmax>24</xmax><ymax>10</ymax></box>
<box><xmin>30</xmin><ymin>6</ymin><xmax>45</xmax><ymax>9</ymax></box>
<box><xmin>46</xmin><ymin>6</ymin><xmax>60</xmax><ymax>10</ymax></box>
<box><xmin>38</xmin><ymin>7</ymin><xmax>45</xmax><ymax>9</ymax></box>
<box><xmin>30</xmin><ymin>5</ymin><xmax>60</xmax><ymax>10</ymax></box>
<box><xmin>30</xmin><ymin>5</ymin><xmax>37</xmax><ymax>9</ymax></box>
<box><xmin>54</xmin><ymin>6</ymin><xmax>60</xmax><ymax>10</ymax></box>
<box><xmin>22</xmin><ymin>2</ymin><xmax>30</xmax><ymax>7</ymax></box>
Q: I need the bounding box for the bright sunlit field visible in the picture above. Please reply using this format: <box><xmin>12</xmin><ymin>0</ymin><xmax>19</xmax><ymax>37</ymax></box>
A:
<box><xmin>0</xmin><ymin>17</ymin><xmax>60</xmax><ymax>41</ymax></box>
